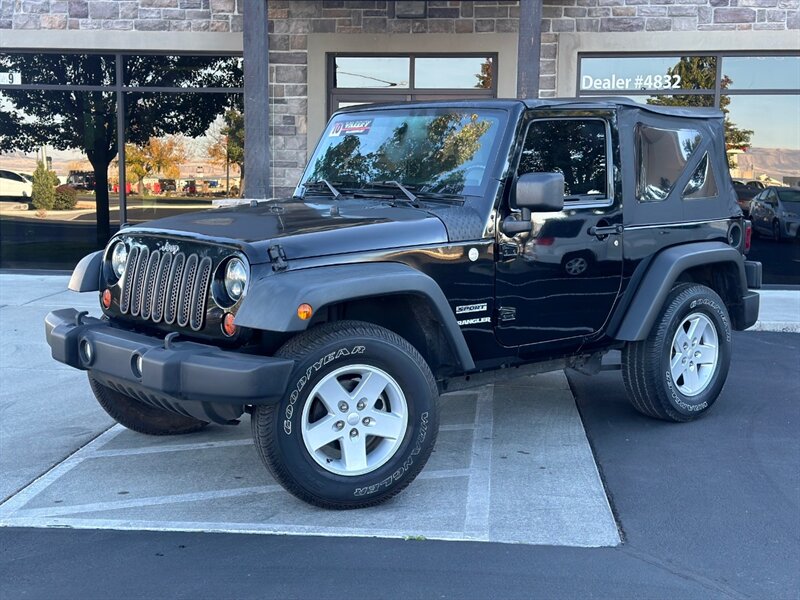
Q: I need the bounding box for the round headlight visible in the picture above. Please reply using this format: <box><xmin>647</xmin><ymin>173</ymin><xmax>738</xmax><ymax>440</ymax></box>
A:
<box><xmin>111</xmin><ymin>242</ymin><xmax>128</xmax><ymax>279</ymax></box>
<box><xmin>224</xmin><ymin>258</ymin><xmax>248</xmax><ymax>301</ymax></box>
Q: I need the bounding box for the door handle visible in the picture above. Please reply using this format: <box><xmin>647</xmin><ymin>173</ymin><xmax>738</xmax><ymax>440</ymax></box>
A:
<box><xmin>588</xmin><ymin>223</ymin><xmax>623</xmax><ymax>239</ymax></box>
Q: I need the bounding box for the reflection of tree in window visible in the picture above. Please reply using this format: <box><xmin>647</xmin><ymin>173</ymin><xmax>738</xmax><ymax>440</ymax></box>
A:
<box><xmin>475</xmin><ymin>58</ymin><xmax>493</xmax><ymax>89</ymax></box>
<box><xmin>309</xmin><ymin>135</ymin><xmax>372</xmax><ymax>185</ymax></box>
<box><xmin>0</xmin><ymin>53</ymin><xmax>242</xmax><ymax>245</ymax></box>
<box><xmin>519</xmin><ymin>120</ymin><xmax>607</xmax><ymax>197</ymax></box>
<box><xmin>309</xmin><ymin>113</ymin><xmax>493</xmax><ymax>193</ymax></box>
<box><xmin>647</xmin><ymin>56</ymin><xmax>753</xmax><ymax>164</ymax></box>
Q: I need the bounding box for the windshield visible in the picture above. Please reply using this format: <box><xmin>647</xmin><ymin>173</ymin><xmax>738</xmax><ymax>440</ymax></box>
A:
<box><xmin>300</xmin><ymin>108</ymin><xmax>506</xmax><ymax>197</ymax></box>
<box><xmin>777</xmin><ymin>189</ymin><xmax>800</xmax><ymax>206</ymax></box>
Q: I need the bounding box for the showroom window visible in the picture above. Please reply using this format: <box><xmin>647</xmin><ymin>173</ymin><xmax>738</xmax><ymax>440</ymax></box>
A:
<box><xmin>0</xmin><ymin>51</ymin><xmax>243</xmax><ymax>270</ymax></box>
<box><xmin>328</xmin><ymin>53</ymin><xmax>497</xmax><ymax>115</ymax></box>
<box><xmin>579</xmin><ymin>52</ymin><xmax>800</xmax><ymax>285</ymax></box>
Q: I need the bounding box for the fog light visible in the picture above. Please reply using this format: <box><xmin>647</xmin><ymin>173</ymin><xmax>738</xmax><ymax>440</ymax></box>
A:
<box><xmin>297</xmin><ymin>303</ymin><xmax>313</xmax><ymax>320</ymax></box>
<box><xmin>222</xmin><ymin>312</ymin><xmax>237</xmax><ymax>337</ymax></box>
<box><xmin>131</xmin><ymin>354</ymin><xmax>143</xmax><ymax>378</ymax></box>
<box><xmin>101</xmin><ymin>288</ymin><xmax>112</xmax><ymax>309</ymax></box>
<box><xmin>79</xmin><ymin>339</ymin><xmax>93</xmax><ymax>364</ymax></box>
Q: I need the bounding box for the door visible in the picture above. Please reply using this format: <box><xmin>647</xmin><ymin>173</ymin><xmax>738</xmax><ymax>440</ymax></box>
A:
<box><xmin>495</xmin><ymin>115</ymin><xmax>625</xmax><ymax>347</ymax></box>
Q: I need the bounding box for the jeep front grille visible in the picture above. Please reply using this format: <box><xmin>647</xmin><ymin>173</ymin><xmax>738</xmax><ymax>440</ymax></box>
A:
<box><xmin>120</xmin><ymin>246</ymin><xmax>212</xmax><ymax>331</ymax></box>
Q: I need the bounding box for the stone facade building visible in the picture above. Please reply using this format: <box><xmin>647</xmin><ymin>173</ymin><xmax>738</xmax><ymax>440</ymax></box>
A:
<box><xmin>0</xmin><ymin>1</ymin><xmax>797</xmax><ymax>272</ymax></box>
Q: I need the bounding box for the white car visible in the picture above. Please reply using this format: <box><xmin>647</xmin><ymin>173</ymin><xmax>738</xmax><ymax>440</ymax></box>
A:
<box><xmin>0</xmin><ymin>170</ymin><xmax>33</xmax><ymax>199</ymax></box>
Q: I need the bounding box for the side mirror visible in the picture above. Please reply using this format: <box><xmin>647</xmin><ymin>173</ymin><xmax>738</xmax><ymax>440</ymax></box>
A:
<box><xmin>514</xmin><ymin>172</ymin><xmax>565</xmax><ymax>212</ymax></box>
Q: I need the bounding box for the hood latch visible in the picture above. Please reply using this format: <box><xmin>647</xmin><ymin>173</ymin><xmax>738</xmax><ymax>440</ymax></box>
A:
<box><xmin>268</xmin><ymin>244</ymin><xmax>288</xmax><ymax>272</ymax></box>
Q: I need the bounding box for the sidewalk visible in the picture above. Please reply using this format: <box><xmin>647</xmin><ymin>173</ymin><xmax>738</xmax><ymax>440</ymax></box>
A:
<box><xmin>750</xmin><ymin>289</ymin><xmax>800</xmax><ymax>333</ymax></box>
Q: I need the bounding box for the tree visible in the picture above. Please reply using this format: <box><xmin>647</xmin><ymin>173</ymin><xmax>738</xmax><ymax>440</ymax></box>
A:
<box><xmin>647</xmin><ymin>56</ymin><xmax>753</xmax><ymax>164</ymax></box>
<box><xmin>31</xmin><ymin>160</ymin><xmax>58</xmax><ymax>211</ymax></box>
<box><xmin>207</xmin><ymin>109</ymin><xmax>245</xmax><ymax>196</ymax></box>
<box><xmin>0</xmin><ymin>54</ymin><xmax>242</xmax><ymax>245</ymax></box>
<box><xmin>125</xmin><ymin>137</ymin><xmax>187</xmax><ymax>193</ymax></box>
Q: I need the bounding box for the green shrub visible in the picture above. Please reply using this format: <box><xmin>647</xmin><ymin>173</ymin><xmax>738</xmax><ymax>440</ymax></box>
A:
<box><xmin>31</xmin><ymin>161</ymin><xmax>57</xmax><ymax>211</ymax></box>
<box><xmin>53</xmin><ymin>184</ymin><xmax>78</xmax><ymax>210</ymax></box>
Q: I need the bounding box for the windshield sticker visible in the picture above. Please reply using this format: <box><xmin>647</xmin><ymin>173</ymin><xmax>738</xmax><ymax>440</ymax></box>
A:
<box><xmin>329</xmin><ymin>120</ymin><xmax>373</xmax><ymax>137</ymax></box>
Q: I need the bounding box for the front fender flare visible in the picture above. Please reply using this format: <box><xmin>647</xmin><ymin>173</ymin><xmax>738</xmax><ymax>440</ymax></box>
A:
<box><xmin>68</xmin><ymin>251</ymin><xmax>102</xmax><ymax>292</ymax></box>
<box><xmin>235</xmin><ymin>262</ymin><xmax>475</xmax><ymax>371</ymax></box>
<box><xmin>612</xmin><ymin>241</ymin><xmax>748</xmax><ymax>341</ymax></box>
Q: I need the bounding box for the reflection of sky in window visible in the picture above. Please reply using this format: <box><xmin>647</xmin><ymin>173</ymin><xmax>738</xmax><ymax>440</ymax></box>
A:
<box><xmin>335</xmin><ymin>57</ymin><xmax>409</xmax><ymax>88</ymax></box>
<box><xmin>415</xmin><ymin>58</ymin><xmax>488</xmax><ymax>89</ymax></box>
<box><xmin>727</xmin><ymin>95</ymin><xmax>800</xmax><ymax>150</ymax></box>
<box><xmin>722</xmin><ymin>56</ymin><xmax>800</xmax><ymax>90</ymax></box>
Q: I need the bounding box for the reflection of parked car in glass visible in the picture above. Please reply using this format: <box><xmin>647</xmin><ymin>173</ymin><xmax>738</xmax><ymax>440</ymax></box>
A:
<box><xmin>0</xmin><ymin>170</ymin><xmax>34</xmax><ymax>199</ymax></box>
<box><xmin>746</xmin><ymin>180</ymin><xmax>767</xmax><ymax>190</ymax></box>
<box><xmin>522</xmin><ymin>219</ymin><xmax>606</xmax><ymax>276</ymax></box>
<box><xmin>732</xmin><ymin>180</ymin><xmax>758</xmax><ymax>216</ymax></box>
<box><xmin>749</xmin><ymin>187</ymin><xmax>800</xmax><ymax>241</ymax></box>
<box><xmin>66</xmin><ymin>170</ymin><xmax>95</xmax><ymax>191</ymax></box>
<box><xmin>182</xmin><ymin>180</ymin><xmax>197</xmax><ymax>194</ymax></box>
<box><xmin>158</xmin><ymin>178</ymin><xmax>177</xmax><ymax>193</ymax></box>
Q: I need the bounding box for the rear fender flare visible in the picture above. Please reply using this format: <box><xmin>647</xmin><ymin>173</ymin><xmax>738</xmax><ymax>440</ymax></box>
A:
<box><xmin>613</xmin><ymin>242</ymin><xmax>747</xmax><ymax>341</ymax></box>
<box><xmin>235</xmin><ymin>262</ymin><xmax>476</xmax><ymax>372</ymax></box>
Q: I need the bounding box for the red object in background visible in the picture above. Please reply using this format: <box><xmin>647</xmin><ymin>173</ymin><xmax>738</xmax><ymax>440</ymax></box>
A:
<box><xmin>153</xmin><ymin>182</ymin><xmax>161</xmax><ymax>194</ymax></box>
<box><xmin>744</xmin><ymin>221</ymin><xmax>752</xmax><ymax>253</ymax></box>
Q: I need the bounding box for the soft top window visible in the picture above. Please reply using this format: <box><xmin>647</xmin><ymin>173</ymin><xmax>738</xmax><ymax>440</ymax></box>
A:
<box><xmin>636</xmin><ymin>125</ymin><xmax>702</xmax><ymax>202</ymax></box>
<box><xmin>683</xmin><ymin>152</ymin><xmax>718</xmax><ymax>200</ymax></box>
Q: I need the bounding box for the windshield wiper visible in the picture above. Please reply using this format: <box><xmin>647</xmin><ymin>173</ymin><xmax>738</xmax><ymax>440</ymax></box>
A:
<box><xmin>364</xmin><ymin>180</ymin><xmax>419</xmax><ymax>206</ymax></box>
<box><xmin>299</xmin><ymin>179</ymin><xmax>344</xmax><ymax>200</ymax></box>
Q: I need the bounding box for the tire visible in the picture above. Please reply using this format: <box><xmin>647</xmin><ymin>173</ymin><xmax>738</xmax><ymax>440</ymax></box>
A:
<box><xmin>622</xmin><ymin>283</ymin><xmax>731</xmax><ymax>422</ymax></box>
<box><xmin>88</xmin><ymin>375</ymin><xmax>209</xmax><ymax>435</ymax></box>
<box><xmin>251</xmin><ymin>320</ymin><xmax>439</xmax><ymax>509</ymax></box>
<box><xmin>772</xmin><ymin>220</ymin><xmax>782</xmax><ymax>242</ymax></box>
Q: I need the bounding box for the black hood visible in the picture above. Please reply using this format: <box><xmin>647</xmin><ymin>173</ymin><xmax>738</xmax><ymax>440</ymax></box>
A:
<box><xmin>126</xmin><ymin>198</ymin><xmax>449</xmax><ymax>263</ymax></box>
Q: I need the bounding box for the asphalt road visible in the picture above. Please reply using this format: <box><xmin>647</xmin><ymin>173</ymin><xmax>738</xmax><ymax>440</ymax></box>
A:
<box><xmin>1</xmin><ymin>331</ymin><xmax>798</xmax><ymax>599</ymax></box>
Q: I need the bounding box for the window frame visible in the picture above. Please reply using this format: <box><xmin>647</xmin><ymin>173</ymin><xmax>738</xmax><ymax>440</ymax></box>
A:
<box><xmin>326</xmin><ymin>52</ymin><xmax>498</xmax><ymax>119</ymax></box>
<box><xmin>0</xmin><ymin>49</ymin><xmax>244</xmax><ymax>225</ymax></box>
<box><xmin>515</xmin><ymin>115</ymin><xmax>615</xmax><ymax>208</ymax></box>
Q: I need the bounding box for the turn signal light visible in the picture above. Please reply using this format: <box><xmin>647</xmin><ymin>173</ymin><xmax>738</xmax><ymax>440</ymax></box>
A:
<box><xmin>297</xmin><ymin>303</ymin><xmax>313</xmax><ymax>320</ymax></box>
<box><xmin>222</xmin><ymin>312</ymin><xmax>237</xmax><ymax>337</ymax></box>
<box><xmin>101</xmin><ymin>288</ymin><xmax>112</xmax><ymax>309</ymax></box>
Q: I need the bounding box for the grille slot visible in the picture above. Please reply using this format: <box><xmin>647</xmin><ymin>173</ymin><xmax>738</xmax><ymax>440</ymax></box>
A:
<box><xmin>120</xmin><ymin>245</ymin><xmax>211</xmax><ymax>331</ymax></box>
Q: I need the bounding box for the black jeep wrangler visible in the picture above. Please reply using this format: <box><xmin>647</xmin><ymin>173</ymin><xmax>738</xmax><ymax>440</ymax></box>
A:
<box><xmin>46</xmin><ymin>99</ymin><xmax>761</xmax><ymax>509</ymax></box>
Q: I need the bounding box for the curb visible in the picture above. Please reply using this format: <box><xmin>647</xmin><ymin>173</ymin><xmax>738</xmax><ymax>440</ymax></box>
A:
<box><xmin>747</xmin><ymin>321</ymin><xmax>800</xmax><ymax>333</ymax></box>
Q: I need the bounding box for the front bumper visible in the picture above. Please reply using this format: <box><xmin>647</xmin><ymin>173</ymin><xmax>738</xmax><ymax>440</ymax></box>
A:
<box><xmin>45</xmin><ymin>308</ymin><xmax>294</xmax><ymax>424</ymax></box>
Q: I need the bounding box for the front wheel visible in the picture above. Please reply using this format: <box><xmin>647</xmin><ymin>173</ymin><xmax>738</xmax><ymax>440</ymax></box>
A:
<box><xmin>622</xmin><ymin>283</ymin><xmax>731</xmax><ymax>422</ymax></box>
<box><xmin>252</xmin><ymin>321</ymin><xmax>439</xmax><ymax>509</ymax></box>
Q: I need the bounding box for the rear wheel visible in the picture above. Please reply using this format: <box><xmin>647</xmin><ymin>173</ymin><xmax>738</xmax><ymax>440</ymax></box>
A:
<box><xmin>88</xmin><ymin>375</ymin><xmax>208</xmax><ymax>435</ymax></box>
<box><xmin>622</xmin><ymin>283</ymin><xmax>731</xmax><ymax>422</ymax></box>
<box><xmin>251</xmin><ymin>320</ymin><xmax>439</xmax><ymax>509</ymax></box>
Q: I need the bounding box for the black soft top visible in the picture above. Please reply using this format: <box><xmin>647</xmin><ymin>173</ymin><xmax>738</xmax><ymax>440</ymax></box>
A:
<box><xmin>336</xmin><ymin>97</ymin><xmax>723</xmax><ymax>120</ymax></box>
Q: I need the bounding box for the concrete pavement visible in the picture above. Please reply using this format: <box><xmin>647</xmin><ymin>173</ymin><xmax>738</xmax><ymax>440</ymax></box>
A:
<box><xmin>0</xmin><ymin>275</ymin><xmax>618</xmax><ymax>547</ymax></box>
